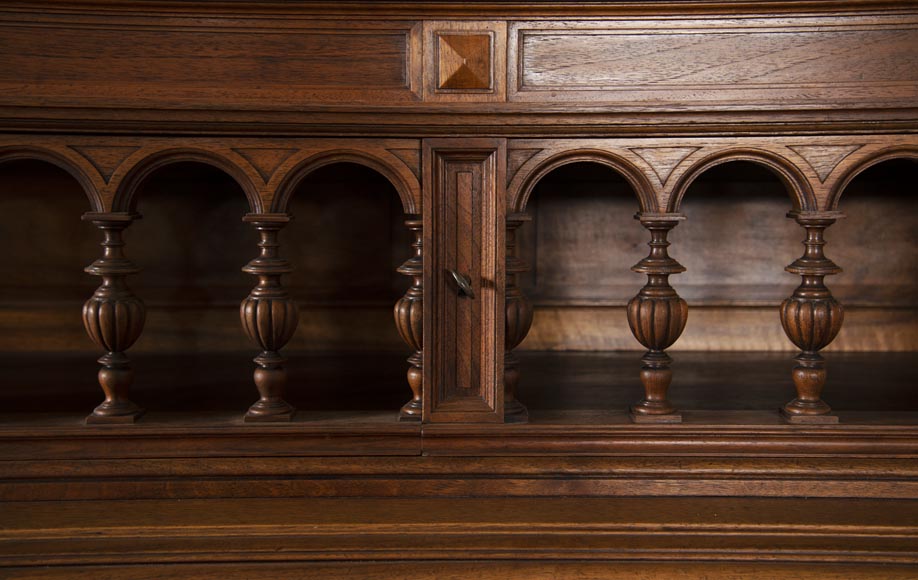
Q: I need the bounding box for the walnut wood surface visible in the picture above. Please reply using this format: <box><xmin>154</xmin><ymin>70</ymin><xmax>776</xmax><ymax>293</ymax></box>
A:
<box><xmin>423</xmin><ymin>139</ymin><xmax>506</xmax><ymax>422</ymax></box>
<box><xmin>1</xmin><ymin>497</ymin><xmax>915</xmax><ymax>573</ymax></box>
<box><xmin>81</xmin><ymin>213</ymin><xmax>145</xmax><ymax>424</ymax></box>
<box><xmin>0</xmin><ymin>2</ymin><xmax>916</xmax><ymax>136</ymax></box>
<box><xmin>0</xmin><ymin>0</ymin><xmax>916</xmax><ymax>576</ymax></box>
<box><xmin>394</xmin><ymin>218</ymin><xmax>424</xmax><ymax>421</ymax></box>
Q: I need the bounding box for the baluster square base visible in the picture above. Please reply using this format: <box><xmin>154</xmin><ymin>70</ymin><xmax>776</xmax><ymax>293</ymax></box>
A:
<box><xmin>85</xmin><ymin>410</ymin><xmax>144</xmax><ymax>425</ymax></box>
<box><xmin>244</xmin><ymin>410</ymin><xmax>296</xmax><ymax>423</ymax></box>
<box><xmin>780</xmin><ymin>409</ymin><xmax>839</xmax><ymax>424</ymax></box>
<box><xmin>630</xmin><ymin>412</ymin><xmax>682</xmax><ymax>424</ymax></box>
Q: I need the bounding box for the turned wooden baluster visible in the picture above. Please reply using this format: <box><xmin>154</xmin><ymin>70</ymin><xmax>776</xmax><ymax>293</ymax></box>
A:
<box><xmin>779</xmin><ymin>211</ymin><xmax>844</xmax><ymax>424</ymax></box>
<box><xmin>627</xmin><ymin>213</ymin><xmax>688</xmax><ymax>423</ymax></box>
<box><xmin>394</xmin><ymin>218</ymin><xmax>423</xmax><ymax>421</ymax></box>
<box><xmin>240</xmin><ymin>214</ymin><xmax>299</xmax><ymax>422</ymax></box>
<box><xmin>82</xmin><ymin>212</ymin><xmax>145</xmax><ymax>424</ymax></box>
<box><xmin>504</xmin><ymin>213</ymin><xmax>533</xmax><ymax>423</ymax></box>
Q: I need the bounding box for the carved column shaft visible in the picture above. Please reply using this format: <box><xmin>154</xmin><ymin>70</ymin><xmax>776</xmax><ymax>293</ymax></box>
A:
<box><xmin>240</xmin><ymin>213</ymin><xmax>298</xmax><ymax>422</ymax></box>
<box><xmin>780</xmin><ymin>211</ymin><xmax>844</xmax><ymax>423</ymax></box>
<box><xmin>504</xmin><ymin>213</ymin><xmax>533</xmax><ymax>423</ymax></box>
<box><xmin>394</xmin><ymin>218</ymin><xmax>423</xmax><ymax>421</ymax></box>
<box><xmin>82</xmin><ymin>212</ymin><xmax>145</xmax><ymax>424</ymax></box>
<box><xmin>626</xmin><ymin>213</ymin><xmax>688</xmax><ymax>423</ymax></box>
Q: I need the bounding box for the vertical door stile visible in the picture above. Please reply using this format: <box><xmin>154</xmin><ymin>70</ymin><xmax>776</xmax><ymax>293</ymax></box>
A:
<box><xmin>423</xmin><ymin>138</ymin><xmax>506</xmax><ymax>423</ymax></box>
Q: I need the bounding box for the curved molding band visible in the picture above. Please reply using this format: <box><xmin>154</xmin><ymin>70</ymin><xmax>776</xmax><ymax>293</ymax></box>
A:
<box><xmin>668</xmin><ymin>148</ymin><xmax>816</xmax><ymax>212</ymax></box>
<box><xmin>269</xmin><ymin>149</ymin><xmax>420</xmax><ymax>215</ymax></box>
<box><xmin>508</xmin><ymin>148</ymin><xmax>656</xmax><ymax>214</ymax></box>
<box><xmin>0</xmin><ymin>146</ymin><xmax>105</xmax><ymax>212</ymax></box>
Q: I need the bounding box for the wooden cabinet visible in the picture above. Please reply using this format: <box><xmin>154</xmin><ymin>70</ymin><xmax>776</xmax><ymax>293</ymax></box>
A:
<box><xmin>0</xmin><ymin>1</ymin><xmax>916</xmax><ymax>578</ymax></box>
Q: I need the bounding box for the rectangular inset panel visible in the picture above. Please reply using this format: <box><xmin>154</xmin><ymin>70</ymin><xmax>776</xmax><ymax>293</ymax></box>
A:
<box><xmin>0</xmin><ymin>19</ymin><xmax>421</xmax><ymax>108</ymax></box>
<box><xmin>423</xmin><ymin>139</ymin><xmax>506</xmax><ymax>423</ymax></box>
<box><xmin>510</xmin><ymin>17</ymin><xmax>918</xmax><ymax>109</ymax></box>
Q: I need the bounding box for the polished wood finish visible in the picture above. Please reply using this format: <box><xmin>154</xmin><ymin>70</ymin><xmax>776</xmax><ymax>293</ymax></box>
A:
<box><xmin>780</xmin><ymin>211</ymin><xmax>845</xmax><ymax>423</ymax></box>
<box><xmin>503</xmin><ymin>213</ymin><xmax>532</xmax><ymax>423</ymax></box>
<box><xmin>81</xmin><ymin>212</ymin><xmax>145</xmax><ymax>424</ymax></box>
<box><xmin>2</xmin><ymin>497</ymin><xmax>916</xmax><ymax>575</ymax></box>
<box><xmin>627</xmin><ymin>214</ymin><xmax>687</xmax><ymax>423</ymax></box>
<box><xmin>1</xmin><ymin>1</ymin><xmax>917</xmax><ymax>577</ymax></box>
<box><xmin>394</xmin><ymin>218</ymin><xmax>424</xmax><ymax>421</ymax></box>
<box><xmin>240</xmin><ymin>213</ymin><xmax>298</xmax><ymax>422</ymax></box>
<box><xmin>423</xmin><ymin>138</ymin><xmax>505</xmax><ymax>422</ymax></box>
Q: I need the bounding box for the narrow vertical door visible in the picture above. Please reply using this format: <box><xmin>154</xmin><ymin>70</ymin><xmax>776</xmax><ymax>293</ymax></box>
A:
<box><xmin>423</xmin><ymin>139</ymin><xmax>506</xmax><ymax>422</ymax></box>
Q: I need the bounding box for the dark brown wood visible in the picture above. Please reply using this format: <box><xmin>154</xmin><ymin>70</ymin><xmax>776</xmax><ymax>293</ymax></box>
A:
<box><xmin>423</xmin><ymin>138</ymin><xmax>505</xmax><ymax>423</ymax></box>
<box><xmin>1</xmin><ymin>1</ymin><xmax>917</xmax><ymax>577</ymax></box>
<box><xmin>503</xmin><ymin>213</ymin><xmax>532</xmax><ymax>423</ymax></box>
<box><xmin>81</xmin><ymin>212</ymin><xmax>145</xmax><ymax>424</ymax></box>
<box><xmin>780</xmin><ymin>211</ymin><xmax>845</xmax><ymax>424</ymax></box>
<box><xmin>394</xmin><ymin>217</ymin><xmax>424</xmax><ymax>421</ymax></box>
<box><xmin>240</xmin><ymin>213</ymin><xmax>298</xmax><ymax>422</ymax></box>
<box><xmin>1</xmin><ymin>497</ymin><xmax>916</xmax><ymax>577</ymax></box>
<box><xmin>626</xmin><ymin>213</ymin><xmax>687</xmax><ymax>423</ymax></box>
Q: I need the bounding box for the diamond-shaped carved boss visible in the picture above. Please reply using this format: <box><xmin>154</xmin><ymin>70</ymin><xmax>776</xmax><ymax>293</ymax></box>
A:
<box><xmin>437</xmin><ymin>33</ymin><xmax>493</xmax><ymax>91</ymax></box>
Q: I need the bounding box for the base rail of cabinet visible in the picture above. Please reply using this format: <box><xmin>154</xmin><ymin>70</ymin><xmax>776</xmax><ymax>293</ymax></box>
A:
<box><xmin>1</xmin><ymin>497</ymin><xmax>917</xmax><ymax>578</ymax></box>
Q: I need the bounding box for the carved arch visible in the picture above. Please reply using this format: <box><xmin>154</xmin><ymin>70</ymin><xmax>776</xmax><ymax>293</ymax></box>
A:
<box><xmin>508</xmin><ymin>149</ymin><xmax>656</xmax><ymax>214</ymax></box>
<box><xmin>0</xmin><ymin>146</ymin><xmax>105</xmax><ymax>212</ymax></box>
<box><xmin>111</xmin><ymin>148</ymin><xmax>263</xmax><ymax>213</ymax></box>
<box><xmin>826</xmin><ymin>147</ymin><xmax>918</xmax><ymax>210</ymax></box>
<box><xmin>270</xmin><ymin>149</ymin><xmax>420</xmax><ymax>214</ymax></box>
<box><xmin>668</xmin><ymin>148</ymin><xmax>816</xmax><ymax>212</ymax></box>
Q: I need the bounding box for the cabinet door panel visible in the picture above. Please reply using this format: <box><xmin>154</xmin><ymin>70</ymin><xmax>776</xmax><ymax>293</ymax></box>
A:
<box><xmin>423</xmin><ymin>139</ymin><xmax>505</xmax><ymax>423</ymax></box>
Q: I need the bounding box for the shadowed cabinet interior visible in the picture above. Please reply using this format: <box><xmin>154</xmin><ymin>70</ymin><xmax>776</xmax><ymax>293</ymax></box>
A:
<box><xmin>0</xmin><ymin>1</ymin><xmax>917</xmax><ymax>578</ymax></box>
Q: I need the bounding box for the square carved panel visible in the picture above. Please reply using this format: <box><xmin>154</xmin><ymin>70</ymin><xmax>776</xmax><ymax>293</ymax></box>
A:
<box><xmin>424</xmin><ymin>21</ymin><xmax>506</xmax><ymax>102</ymax></box>
<box><xmin>437</xmin><ymin>33</ymin><xmax>492</xmax><ymax>90</ymax></box>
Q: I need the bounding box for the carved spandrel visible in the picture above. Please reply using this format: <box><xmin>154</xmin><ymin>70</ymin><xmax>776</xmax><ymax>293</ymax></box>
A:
<box><xmin>629</xmin><ymin>147</ymin><xmax>700</xmax><ymax>186</ymax></box>
<box><xmin>232</xmin><ymin>148</ymin><xmax>298</xmax><ymax>182</ymax></box>
<box><xmin>788</xmin><ymin>145</ymin><xmax>863</xmax><ymax>183</ymax></box>
<box><xmin>69</xmin><ymin>146</ymin><xmax>140</xmax><ymax>184</ymax></box>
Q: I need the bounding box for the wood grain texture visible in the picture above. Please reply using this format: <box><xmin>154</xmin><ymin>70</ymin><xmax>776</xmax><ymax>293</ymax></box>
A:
<box><xmin>0</xmin><ymin>1</ymin><xmax>916</xmax><ymax>575</ymax></box>
<box><xmin>510</xmin><ymin>17</ymin><xmax>918</xmax><ymax>110</ymax></box>
<box><xmin>0</xmin><ymin>497</ymin><xmax>915</xmax><ymax>574</ymax></box>
<box><xmin>424</xmin><ymin>20</ymin><xmax>506</xmax><ymax>101</ymax></box>
<box><xmin>423</xmin><ymin>138</ymin><xmax>506</xmax><ymax>422</ymax></box>
<box><xmin>2</xmin><ymin>561</ymin><xmax>916</xmax><ymax>580</ymax></box>
<box><xmin>0</xmin><ymin>2</ymin><xmax>916</xmax><ymax>136</ymax></box>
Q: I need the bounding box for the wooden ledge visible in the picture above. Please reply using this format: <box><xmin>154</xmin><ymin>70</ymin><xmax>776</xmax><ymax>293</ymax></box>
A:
<box><xmin>1</xmin><ymin>497</ymin><xmax>916</xmax><ymax>573</ymax></box>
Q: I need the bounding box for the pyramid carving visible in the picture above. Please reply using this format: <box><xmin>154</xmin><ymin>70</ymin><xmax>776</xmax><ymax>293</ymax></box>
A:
<box><xmin>438</xmin><ymin>34</ymin><xmax>492</xmax><ymax>90</ymax></box>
